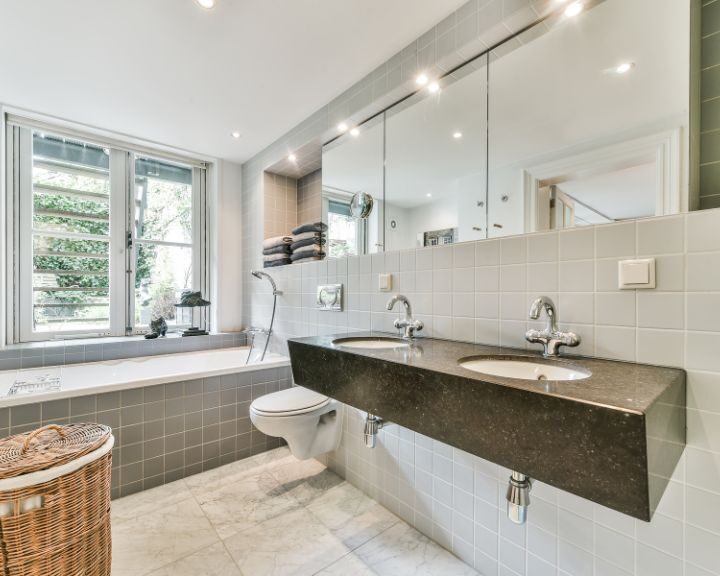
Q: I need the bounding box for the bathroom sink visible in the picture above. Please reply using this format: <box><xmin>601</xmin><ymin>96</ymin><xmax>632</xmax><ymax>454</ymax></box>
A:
<box><xmin>459</xmin><ymin>357</ymin><xmax>591</xmax><ymax>381</ymax></box>
<box><xmin>332</xmin><ymin>336</ymin><xmax>410</xmax><ymax>350</ymax></box>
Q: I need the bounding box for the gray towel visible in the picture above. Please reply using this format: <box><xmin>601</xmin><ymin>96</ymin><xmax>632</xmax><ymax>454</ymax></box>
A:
<box><xmin>263</xmin><ymin>236</ymin><xmax>292</xmax><ymax>250</ymax></box>
<box><xmin>263</xmin><ymin>245</ymin><xmax>291</xmax><ymax>256</ymax></box>
<box><xmin>292</xmin><ymin>222</ymin><xmax>327</xmax><ymax>235</ymax></box>
<box><xmin>264</xmin><ymin>252</ymin><xmax>291</xmax><ymax>262</ymax></box>
<box><xmin>292</xmin><ymin>231</ymin><xmax>325</xmax><ymax>243</ymax></box>
<box><xmin>264</xmin><ymin>258</ymin><xmax>290</xmax><ymax>268</ymax></box>
<box><xmin>291</xmin><ymin>249</ymin><xmax>325</xmax><ymax>262</ymax></box>
<box><xmin>292</xmin><ymin>255</ymin><xmax>322</xmax><ymax>264</ymax></box>
<box><xmin>291</xmin><ymin>237</ymin><xmax>326</xmax><ymax>251</ymax></box>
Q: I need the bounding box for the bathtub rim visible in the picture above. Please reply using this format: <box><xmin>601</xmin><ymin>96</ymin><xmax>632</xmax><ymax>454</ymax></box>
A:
<box><xmin>0</xmin><ymin>347</ymin><xmax>290</xmax><ymax>408</ymax></box>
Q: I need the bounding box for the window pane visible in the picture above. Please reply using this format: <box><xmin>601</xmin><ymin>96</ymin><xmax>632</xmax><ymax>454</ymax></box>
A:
<box><xmin>327</xmin><ymin>210</ymin><xmax>358</xmax><ymax>258</ymax></box>
<box><xmin>31</xmin><ymin>133</ymin><xmax>111</xmax><ymax>333</ymax></box>
<box><xmin>134</xmin><ymin>244</ymin><xmax>193</xmax><ymax>328</ymax></box>
<box><xmin>135</xmin><ymin>157</ymin><xmax>193</xmax><ymax>243</ymax></box>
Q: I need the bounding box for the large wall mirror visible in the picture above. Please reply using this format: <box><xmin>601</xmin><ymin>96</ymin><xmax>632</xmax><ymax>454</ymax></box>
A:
<box><xmin>284</xmin><ymin>0</ymin><xmax>694</xmax><ymax>261</ymax></box>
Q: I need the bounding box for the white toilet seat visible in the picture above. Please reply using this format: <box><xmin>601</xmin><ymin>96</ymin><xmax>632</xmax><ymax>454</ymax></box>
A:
<box><xmin>250</xmin><ymin>386</ymin><xmax>330</xmax><ymax>416</ymax></box>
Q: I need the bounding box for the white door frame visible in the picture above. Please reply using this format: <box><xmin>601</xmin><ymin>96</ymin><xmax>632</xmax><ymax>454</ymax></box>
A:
<box><xmin>522</xmin><ymin>128</ymin><xmax>684</xmax><ymax>233</ymax></box>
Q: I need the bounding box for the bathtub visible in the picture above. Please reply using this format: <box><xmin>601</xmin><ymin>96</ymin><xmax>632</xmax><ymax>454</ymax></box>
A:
<box><xmin>0</xmin><ymin>347</ymin><xmax>290</xmax><ymax>407</ymax></box>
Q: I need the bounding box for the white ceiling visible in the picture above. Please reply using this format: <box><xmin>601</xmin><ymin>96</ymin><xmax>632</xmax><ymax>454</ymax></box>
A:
<box><xmin>0</xmin><ymin>0</ymin><xmax>466</xmax><ymax>163</ymax></box>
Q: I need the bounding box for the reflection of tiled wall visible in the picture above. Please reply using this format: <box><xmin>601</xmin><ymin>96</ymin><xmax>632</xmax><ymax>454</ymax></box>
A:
<box><xmin>274</xmin><ymin>208</ymin><xmax>720</xmax><ymax>576</ymax></box>
<box><xmin>0</xmin><ymin>365</ymin><xmax>291</xmax><ymax>498</ymax></box>
<box><xmin>297</xmin><ymin>169</ymin><xmax>322</xmax><ymax>228</ymax></box>
<box><xmin>701</xmin><ymin>0</ymin><xmax>720</xmax><ymax>208</ymax></box>
<box><xmin>263</xmin><ymin>172</ymin><xmax>298</xmax><ymax>240</ymax></box>
<box><xmin>0</xmin><ymin>333</ymin><xmax>246</xmax><ymax>371</ymax></box>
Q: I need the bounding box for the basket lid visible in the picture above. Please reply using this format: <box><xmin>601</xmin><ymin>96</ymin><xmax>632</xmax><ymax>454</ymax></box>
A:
<box><xmin>0</xmin><ymin>423</ymin><xmax>112</xmax><ymax>479</ymax></box>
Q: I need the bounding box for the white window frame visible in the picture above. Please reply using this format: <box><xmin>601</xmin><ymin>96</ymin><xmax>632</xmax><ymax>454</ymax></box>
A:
<box><xmin>5</xmin><ymin>118</ymin><xmax>209</xmax><ymax>343</ymax></box>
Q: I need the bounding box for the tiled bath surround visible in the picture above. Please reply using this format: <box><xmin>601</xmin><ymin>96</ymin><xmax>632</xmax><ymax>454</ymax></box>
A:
<box><xmin>0</xmin><ymin>332</ymin><xmax>246</xmax><ymax>371</ymax></box>
<box><xmin>248</xmin><ymin>208</ymin><xmax>720</xmax><ymax>576</ymax></box>
<box><xmin>0</xmin><ymin>365</ymin><xmax>291</xmax><ymax>498</ymax></box>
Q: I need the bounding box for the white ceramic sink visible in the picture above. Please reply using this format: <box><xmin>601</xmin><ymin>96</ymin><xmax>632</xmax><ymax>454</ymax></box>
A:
<box><xmin>460</xmin><ymin>358</ymin><xmax>591</xmax><ymax>381</ymax></box>
<box><xmin>333</xmin><ymin>337</ymin><xmax>410</xmax><ymax>350</ymax></box>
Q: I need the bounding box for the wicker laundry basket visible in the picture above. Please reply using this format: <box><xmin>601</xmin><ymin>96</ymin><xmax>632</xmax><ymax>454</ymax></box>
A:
<box><xmin>0</xmin><ymin>423</ymin><xmax>114</xmax><ymax>576</ymax></box>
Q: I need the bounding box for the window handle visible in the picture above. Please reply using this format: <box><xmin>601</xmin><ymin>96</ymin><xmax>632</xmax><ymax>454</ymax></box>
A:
<box><xmin>126</xmin><ymin>232</ymin><xmax>133</xmax><ymax>249</ymax></box>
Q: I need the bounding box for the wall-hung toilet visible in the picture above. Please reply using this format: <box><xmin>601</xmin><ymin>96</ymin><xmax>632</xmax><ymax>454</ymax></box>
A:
<box><xmin>249</xmin><ymin>386</ymin><xmax>342</xmax><ymax>460</ymax></box>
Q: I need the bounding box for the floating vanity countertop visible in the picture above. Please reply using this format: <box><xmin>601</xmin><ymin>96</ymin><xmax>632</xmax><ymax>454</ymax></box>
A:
<box><xmin>288</xmin><ymin>332</ymin><xmax>686</xmax><ymax>521</ymax></box>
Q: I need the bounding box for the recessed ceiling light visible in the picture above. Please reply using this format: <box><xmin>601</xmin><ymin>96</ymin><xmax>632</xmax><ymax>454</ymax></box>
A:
<box><xmin>615</xmin><ymin>62</ymin><xmax>634</xmax><ymax>74</ymax></box>
<box><xmin>428</xmin><ymin>81</ymin><xmax>440</xmax><ymax>93</ymax></box>
<box><xmin>195</xmin><ymin>0</ymin><xmax>216</xmax><ymax>8</ymax></box>
<box><xmin>231</xmin><ymin>131</ymin><xmax>241</xmax><ymax>139</ymax></box>
<box><xmin>416</xmin><ymin>73</ymin><xmax>429</xmax><ymax>86</ymax></box>
<box><xmin>337</xmin><ymin>122</ymin><xmax>348</xmax><ymax>133</ymax></box>
<box><xmin>426</xmin><ymin>193</ymin><xmax>432</xmax><ymax>198</ymax></box>
<box><xmin>453</xmin><ymin>131</ymin><xmax>463</xmax><ymax>139</ymax></box>
<box><xmin>350</xmin><ymin>127</ymin><xmax>360</xmax><ymax>137</ymax></box>
<box><xmin>564</xmin><ymin>2</ymin><xmax>583</xmax><ymax>17</ymax></box>
<box><xmin>288</xmin><ymin>154</ymin><xmax>297</xmax><ymax>162</ymax></box>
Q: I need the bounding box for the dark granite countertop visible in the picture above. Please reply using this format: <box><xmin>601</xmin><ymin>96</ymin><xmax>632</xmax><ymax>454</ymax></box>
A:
<box><xmin>293</xmin><ymin>332</ymin><xmax>684</xmax><ymax>415</ymax></box>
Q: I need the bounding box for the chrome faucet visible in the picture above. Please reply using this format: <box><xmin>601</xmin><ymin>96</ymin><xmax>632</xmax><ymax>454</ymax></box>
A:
<box><xmin>525</xmin><ymin>296</ymin><xmax>580</xmax><ymax>357</ymax></box>
<box><xmin>386</xmin><ymin>294</ymin><xmax>424</xmax><ymax>339</ymax></box>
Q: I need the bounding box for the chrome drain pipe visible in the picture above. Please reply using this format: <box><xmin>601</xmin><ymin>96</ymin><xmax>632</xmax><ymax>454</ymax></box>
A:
<box><xmin>363</xmin><ymin>413</ymin><xmax>384</xmax><ymax>448</ymax></box>
<box><xmin>506</xmin><ymin>471</ymin><xmax>532</xmax><ymax>524</ymax></box>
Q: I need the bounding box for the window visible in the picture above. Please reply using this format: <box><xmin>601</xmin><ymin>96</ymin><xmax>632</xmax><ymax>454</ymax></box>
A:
<box><xmin>325</xmin><ymin>195</ymin><xmax>366</xmax><ymax>258</ymax></box>
<box><xmin>6</xmin><ymin>121</ymin><xmax>207</xmax><ymax>342</ymax></box>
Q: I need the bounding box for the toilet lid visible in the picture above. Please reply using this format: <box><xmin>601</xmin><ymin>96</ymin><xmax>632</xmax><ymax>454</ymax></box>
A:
<box><xmin>251</xmin><ymin>386</ymin><xmax>329</xmax><ymax>414</ymax></box>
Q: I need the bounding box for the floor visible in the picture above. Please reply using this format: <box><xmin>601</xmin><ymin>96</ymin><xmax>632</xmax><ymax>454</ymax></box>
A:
<box><xmin>111</xmin><ymin>446</ymin><xmax>478</xmax><ymax>576</ymax></box>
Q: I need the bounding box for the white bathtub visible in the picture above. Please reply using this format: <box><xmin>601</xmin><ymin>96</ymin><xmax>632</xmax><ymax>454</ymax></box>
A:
<box><xmin>0</xmin><ymin>347</ymin><xmax>290</xmax><ymax>407</ymax></box>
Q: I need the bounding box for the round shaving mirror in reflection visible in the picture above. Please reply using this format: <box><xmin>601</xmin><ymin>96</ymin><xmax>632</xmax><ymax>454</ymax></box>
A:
<box><xmin>350</xmin><ymin>192</ymin><xmax>374</xmax><ymax>219</ymax></box>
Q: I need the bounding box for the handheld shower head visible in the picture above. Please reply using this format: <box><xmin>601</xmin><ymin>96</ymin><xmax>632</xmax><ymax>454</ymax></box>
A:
<box><xmin>251</xmin><ymin>270</ymin><xmax>280</xmax><ymax>295</ymax></box>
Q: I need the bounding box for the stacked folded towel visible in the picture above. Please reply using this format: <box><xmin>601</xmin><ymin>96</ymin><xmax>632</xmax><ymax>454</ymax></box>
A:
<box><xmin>263</xmin><ymin>235</ymin><xmax>292</xmax><ymax>267</ymax></box>
<box><xmin>290</xmin><ymin>222</ymin><xmax>327</xmax><ymax>264</ymax></box>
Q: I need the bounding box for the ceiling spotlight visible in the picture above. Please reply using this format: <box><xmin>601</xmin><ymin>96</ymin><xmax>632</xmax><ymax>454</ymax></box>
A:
<box><xmin>564</xmin><ymin>2</ymin><xmax>583</xmax><ymax>17</ymax></box>
<box><xmin>416</xmin><ymin>73</ymin><xmax>429</xmax><ymax>86</ymax></box>
<box><xmin>615</xmin><ymin>62</ymin><xmax>634</xmax><ymax>74</ymax></box>
<box><xmin>350</xmin><ymin>127</ymin><xmax>360</xmax><ymax>137</ymax></box>
<box><xmin>195</xmin><ymin>0</ymin><xmax>216</xmax><ymax>8</ymax></box>
<box><xmin>453</xmin><ymin>131</ymin><xmax>463</xmax><ymax>139</ymax></box>
<box><xmin>428</xmin><ymin>81</ymin><xmax>440</xmax><ymax>93</ymax></box>
<box><xmin>231</xmin><ymin>131</ymin><xmax>241</xmax><ymax>139</ymax></box>
<box><xmin>426</xmin><ymin>193</ymin><xmax>432</xmax><ymax>198</ymax></box>
<box><xmin>337</xmin><ymin>122</ymin><xmax>348</xmax><ymax>133</ymax></box>
<box><xmin>288</xmin><ymin>154</ymin><xmax>297</xmax><ymax>162</ymax></box>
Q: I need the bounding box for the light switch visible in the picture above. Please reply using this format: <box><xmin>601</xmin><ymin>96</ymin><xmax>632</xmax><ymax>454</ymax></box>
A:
<box><xmin>378</xmin><ymin>273</ymin><xmax>392</xmax><ymax>292</ymax></box>
<box><xmin>618</xmin><ymin>258</ymin><xmax>655</xmax><ymax>289</ymax></box>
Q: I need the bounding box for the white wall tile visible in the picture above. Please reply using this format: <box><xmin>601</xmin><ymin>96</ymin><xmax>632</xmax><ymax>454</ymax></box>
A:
<box><xmin>559</xmin><ymin>261</ymin><xmax>594</xmax><ymax>292</ymax></box>
<box><xmin>687</xmin><ymin>210</ymin><xmax>720</xmax><ymax>253</ymax></box>
<box><xmin>687</xmin><ymin>253</ymin><xmax>720</xmax><ymax>291</ymax></box>
<box><xmin>527</xmin><ymin>232</ymin><xmax>558</xmax><ymax>263</ymax></box>
<box><xmin>596</xmin><ymin>221</ymin><xmax>636</xmax><ymax>258</ymax></box>
<box><xmin>637</xmin><ymin>329</ymin><xmax>684</xmax><ymax>367</ymax></box>
<box><xmin>638</xmin><ymin>293</ymin><xmax>684</xmax><ymax>329</ymax></box>
<box><xmin>637</xmin><ymin>215</ymin><xmax>684</xmax><ymax>255</ymax></box>
<box><xmin>687</xmin><ymin>293</ymin><xmax>720</xmax><ymax>331</ymax></box>
<box><xmin>558</xmin><ymin>228</ymin><xmax>594</xmax><ymax>260</ymax></box>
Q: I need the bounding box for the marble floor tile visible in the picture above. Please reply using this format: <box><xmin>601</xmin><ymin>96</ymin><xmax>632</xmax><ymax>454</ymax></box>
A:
<box><xmin>185</xmin><ymin>446</ymin><xmax>294</xmax><ymax>495</ymax></box>
<box><xmin>306</xmin><ymin>481</ymin><xmax>400</xmax><ymax>550</ymax></box>
<box><xmin>349</xmin><ymin>522</ymin><xmax>478</xmax><ymax>576</ymax></box>
<box><xmin>111</xmin><ymin>477</ymin><xmax>192</xmax><ymax>524</ymax></box>
<box><xmin>223</xmin><ymin>506</ymin><xmax>351</xmax><ymax>576</ymax></box>
<box><xmin>112</xmin><ymin>497</ymin><xmax>219</xmax><ymax>576</ymax></box>
<box><xmin>146</xmin><ymin>542</ymin><xmax>242</xmax><ymax>576</ymax></box>
<box><xmin>194</xmin><ymin>469</ymin><xmax>300</xmax><ymax>539</ymax></box>
<box><xmin>269</xmin><ymin>456</ymin><xmax>345</xmax><ymax>505</ymax></box>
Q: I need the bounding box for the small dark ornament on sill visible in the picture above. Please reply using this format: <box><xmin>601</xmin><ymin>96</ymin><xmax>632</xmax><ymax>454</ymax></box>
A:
<box><xmin>144</xmin><ymin>316</ymin><xmax>168</xmax><ymax>339</ymax></box>
<box><xmin>175</xmin><ymin>291</ymin><xmax>211</xmax><ymax>337</ymax></box>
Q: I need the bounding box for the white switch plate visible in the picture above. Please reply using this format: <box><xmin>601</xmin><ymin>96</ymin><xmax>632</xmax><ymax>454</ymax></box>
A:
<box><xmin>378</xmin><ymin>273</ymin><xmax>392</xmax><ymax>292</ymax></box>
<box><xmin>618</xmin><ymin>258</ymin><xmax>656</xmax><ymax>289</ymax></box>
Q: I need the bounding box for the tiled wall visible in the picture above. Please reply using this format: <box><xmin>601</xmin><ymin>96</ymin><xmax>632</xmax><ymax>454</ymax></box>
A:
<box><xmin>0</xmin><ymin>365</ymin><xmax>291</xmax><ymax>498</ymax></box>
<box><xmin>263</xmin><ymin>172</ymin><xmax>298</xmax><ymax>240</ymax></box>
<box><xmin>256</xmin><ymin>208</ymin><xmax>720</xmax><ymax>576</ymax></box>
<box><xmin>0</xmin><ymin>333</ymin><xmax>246</xmax><ymax>372</ymax></box>
<box><xmin>297</xmin><ymin>169</ymin><xmax>322</xmax><ymax>228</ymax></box>
<box><xmin>237</xmin><ymin>1</ymin><xmax>720</xmax><ymax>574</ymax></box>
<box><xmin>701</xmin><ymin>0</ymin><xmax>720</xmax><ymax>209</ymax></box>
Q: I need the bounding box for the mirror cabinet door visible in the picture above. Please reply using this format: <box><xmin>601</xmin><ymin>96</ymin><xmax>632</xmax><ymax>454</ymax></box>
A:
<box><xmin>321</xmin><ymin>114</ymin><xmax>385</xmax><ymax>257</ymax></box>
<box><xmin>384</xmin><ymin>55</ymin><xmax>489</xmax><ymax>251</ymax></box>
<box><xmin>487</xmin><ymin>0</ymin><xmax>690</xmax><ymax>237</ymax></box>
